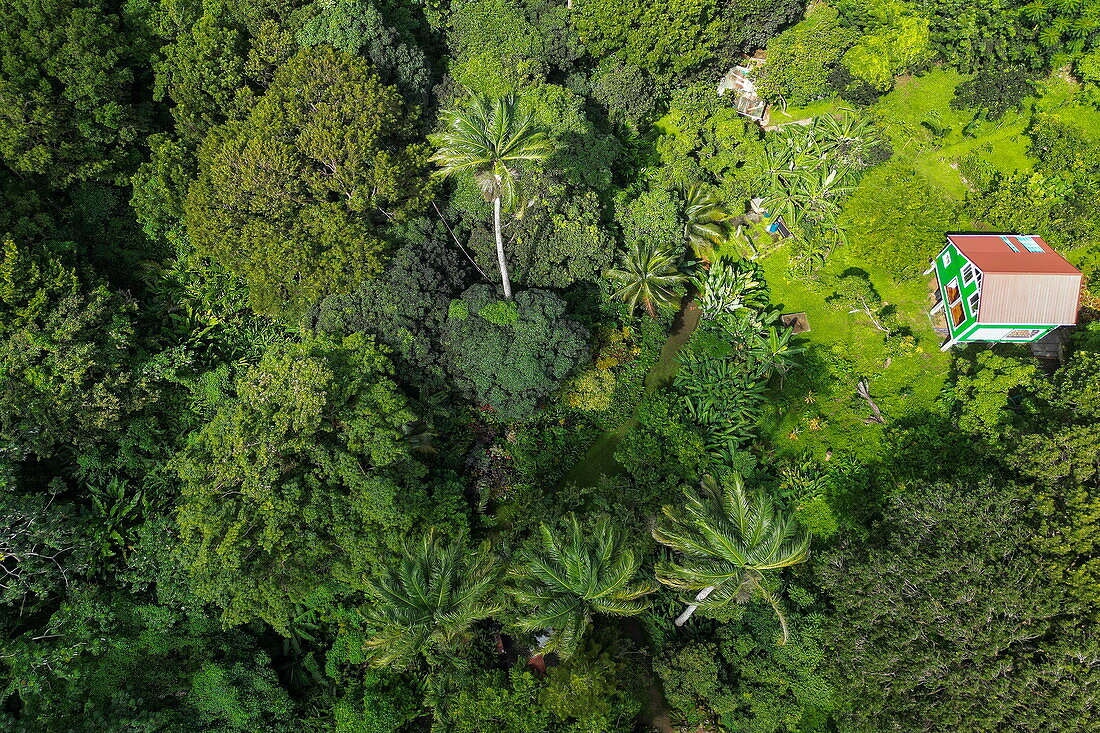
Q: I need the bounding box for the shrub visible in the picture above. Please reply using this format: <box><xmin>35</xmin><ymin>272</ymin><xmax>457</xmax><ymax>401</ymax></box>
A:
<box><xmin>754</xmin><ymin>7</ymin><xmax>858</xmax><ymax>105</ymax></box>
<box><xmin>444</xmin><ymin>285</ymin><xmax>589</xmax><ymax>421</ymax></box>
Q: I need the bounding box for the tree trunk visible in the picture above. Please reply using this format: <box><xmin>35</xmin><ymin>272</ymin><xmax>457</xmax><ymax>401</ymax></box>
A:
<box><xmin>675</xmin><ymin>585</ymin><xmax>716</xmax><ymax>626</ymax></box>
<box><xmin>493</xmin><ymin>196</ymin><xmax>513</xmax><ymax>299</ymax></box>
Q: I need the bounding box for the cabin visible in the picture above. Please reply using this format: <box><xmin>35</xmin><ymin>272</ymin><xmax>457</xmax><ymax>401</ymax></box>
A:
<box><xmin>926</xmin><ymin>233</ymin><xmax>1082</xmax><ymax>350</ymax></box>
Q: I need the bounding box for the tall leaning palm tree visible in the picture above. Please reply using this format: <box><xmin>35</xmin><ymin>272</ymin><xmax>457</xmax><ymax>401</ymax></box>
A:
<box><xmin>360</xmin><ymin>529</ymin><xmax>502</xmax><ymax>669</ymax></box>
<box><xmin>652</xmin><ymin>473</ymin><xmax>810</xmax><ymax>642</ymax></box>
<box><xmin>429</xmin><ymin>95</ymin><xmax>551</xmax><ymax>299</ymax></box>
<box><xmin>606</xmin><ymin>240</ymin><xmax>687</xmax><ymax>318</ymax></box>
<box><xmin>507</xmin><ymin>514</ymin><xmax>657</xmax><ymax>659</ymax></box>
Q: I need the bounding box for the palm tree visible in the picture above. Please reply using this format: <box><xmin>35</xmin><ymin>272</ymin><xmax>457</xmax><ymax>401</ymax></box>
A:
<box><xmin>606</xmin><ymin>240</ymin><xmax>686</xmax><ymax>318</ymax></box>
<box><xmin>429</xmin><ymin>95</ymin><xmax>551</xmax><ymax>299</ymax></box>
<box><xmin>361</xmin><ymin>529</ymin><xmax>502</xmax><ymax>668</ymax></box>
<box><xmin>652</xmin><ymin>473</ymin><xmax>810</xmax><ymax>642</ymax></box>
<box><xmin>682</xmin><ymin>183</ymin><xmax>733</xmax><ymax>261</ymax></box>
<box><xmin>507</xmin><ymin>513</ymin><xmax>657</xmax><ymax>658</ymax></box>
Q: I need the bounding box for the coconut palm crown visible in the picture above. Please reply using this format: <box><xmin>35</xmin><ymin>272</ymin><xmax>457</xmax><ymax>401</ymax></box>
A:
<box><xmin>507</xmin><ymin>513</ymin><xmax>657</xmax><ymax>659</ymax></box>
<box><xmin>428</xmin><ymin>94</ymin><xmax>551</xmax><ymax>298</ymax></box>
<box><xmin>360</xmin><ymin>529</ymin><xmax>502</xmax><ymax>669</ymax></box>
<box><xmin>683</xmin><ymin>183</ymin><xmax>734</xmax><ymax>261</ymax></box>
<box><xmin>652</xmin><ymin>472</ymin><xmax>810</xmax><ymax>641</ymax></box>
<box><xmin>606</xmin><ymin>239</ymin><xmax>686</xmax><ymax>318</ymax></box>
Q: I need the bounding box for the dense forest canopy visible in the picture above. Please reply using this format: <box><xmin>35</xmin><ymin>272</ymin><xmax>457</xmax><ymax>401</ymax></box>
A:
<box><xmin>2</xmin><ymin>0</ymin><xmax>1099</xmax><ymax>730</ymax></box>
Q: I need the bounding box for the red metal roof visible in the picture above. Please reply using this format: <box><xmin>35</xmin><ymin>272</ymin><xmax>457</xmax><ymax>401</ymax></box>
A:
<box><xmin>946</xmin><ymin>234</ymin><xmax>1080</xmax><ymax>275</ymax></box>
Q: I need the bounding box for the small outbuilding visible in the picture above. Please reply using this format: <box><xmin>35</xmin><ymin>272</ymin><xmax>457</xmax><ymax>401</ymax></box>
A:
<box><xmin>718</xmin><ymin>65</ymin><xmax>766</xmax><ymax>121</ymax></box>
<box><xmin>926</xmin><ymin>233</ymin><xmax>1082</xmax><ymax>350</ymax></box>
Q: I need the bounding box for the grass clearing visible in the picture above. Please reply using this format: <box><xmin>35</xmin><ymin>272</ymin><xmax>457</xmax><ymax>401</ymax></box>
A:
<box><xmin>757</xmin><ymin>244</ymin><xmax>951</xmax><ymax>459</ymax></box>
<box><xmin>768</xmin><ymin>96</ymin><xmax>848</xmax><ymax>124</ymax></box>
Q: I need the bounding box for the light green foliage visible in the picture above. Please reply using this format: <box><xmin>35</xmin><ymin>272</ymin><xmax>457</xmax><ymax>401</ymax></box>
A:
<box><xmin>968</xmin><ymin>118</ymin><xmax>1100</xmax><ymax>277</ymax></box>
<box><xmin>693</xmin><ymin>257</ymin><xmax>769</xmax><ymax>320</ymax></box>
<box><xmin>540</xmin><ymin>635</ymin><xmax>643</xmax><ymax>731</ymax></box>
<box><xmin>606</xmin><ymin>239</ymin><xmax>688</xmax><ymax>317</ymax></box>
<box><xmin>358</xmin><ymin>530</ymin><xmax>501</xmax><ymax>668</ymax></box>
<box><xmin>826</xmin><ymin>270</ymin><xmax>897</xmax><ymax>333</ymax></box>
<box><xmin>130</xmin><ymin>133</ymin><xmax>195</xmax><ymax>247</ymax></box>
<box><xmin>571</xmin><ymin>0</ymin><xmax>724</xmax><ymax>79</ymax></box>
<box><xmin>443</xmin><ymin>285</ymin><xmax>589</xmax><ymax>421</ymax></box>
<box><xmin>0</xmin><ymin>237</ymin><xmax>146</xmax><ymax>458</ymax></box>
<box><xmin>185</xmin><ymin>45</ymin><xmax>432</xmax><ymax>318</ymax></box>
<box><xmin>174</xmin><ymin>332</ymin><xmax>421</xmax><ymax>632</ymax></box>
<box><xmin>0</xmin><ymin>0</ymin><xmax>148</xmax><ymax>184</ymax></box>
<box><xmin>755</xmin><ymin>7</ymin><xmax>859</xmax><ymax>106</ymax></box>
<box><xmin>655</xmin><ymin>84</ymin><xmax>766</xmax><ymax>208</ymax></box>
<box><xmin>617</xmin><ymin>186</ymin><xmax>684</xmax><ymax>246</ymax></box>
<box><xmin>944</xmin><ymin>350</ymin><xmax>1039</xmax><ymax>439</ymax></box>
<box><xmin>189</xmin><ymin>659</ymin><xmax>294</xmax><ymax>730</ymax></box>
<box><xmin>447</xmin><ymin>0</ymin><xmax>548</xmax><ymax>95</ymax></box>
<box><xmin>563</xmin><ymin>369</ymin><xmax>617</xmax><ymax>412</ymax></box>
<box><xmin>507</xmin><ymin>514</ymin><xmax>656</xmax><ymax>658</ymax></box>
<box><xmin>443</xmin><ymin>668</ymin><xmax>551</xmax><ymax>732</ymax></box>
<box><xmin>838</xmin><ymin>0</ymin><xmax>931</xmax><ymax>90</ymax></box>
<box><xmin>1079</xmin><ymin>49</ymin><xmax>1100</xmax><ymax>83</ymax></box>
<box><xmin>479</xmin><ymin>299</ymin><xmax>520</xmax><ymax>327</ymax></box>
<box><xmin>838</xmin><ymin>161</ymin><xmax>956</xmax><ymax>277</ymax></box>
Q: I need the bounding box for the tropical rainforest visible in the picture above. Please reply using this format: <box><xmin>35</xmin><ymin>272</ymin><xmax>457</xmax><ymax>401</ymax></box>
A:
<box><xmin>2</xmin><ymin>0</ymin><xmax>1100</xmax><ymax>730</ymax></box>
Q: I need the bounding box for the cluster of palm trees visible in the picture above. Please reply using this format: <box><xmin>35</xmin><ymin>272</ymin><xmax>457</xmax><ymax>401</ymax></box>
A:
<box><xmin>358</xmin><ymin>472</ymin><xmax>809</xmax><ymax>670</ymax></box>
<box><xmin>760</xmin><ymin>112</ymin><xmax>880</xmax><ymax>264</ymax></box>
<box><xmin>605</xmin><ymin>184</ymin><xmax>746</xmax><ymax>318</ymax></box>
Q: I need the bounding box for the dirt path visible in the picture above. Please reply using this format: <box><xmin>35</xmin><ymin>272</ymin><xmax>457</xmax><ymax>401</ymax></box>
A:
<box><xmin>621</xmin><ymin>617</ymin><xmax>676</xmax><ymax>733</ymax></box>
<box><xmin>557</xmin><ymin>298</ymin><xmax>702</xmax><ymax>491</ymax></box>
<box><xmin>556</xmin><ymin>299</ymin><xmax>702</xmax><ymax>731</ymax></box>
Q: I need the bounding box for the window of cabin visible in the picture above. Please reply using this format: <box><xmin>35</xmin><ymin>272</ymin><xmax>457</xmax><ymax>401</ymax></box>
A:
<box><xmin>962</xmin><ymin>263</ymin><xmax>976</xmax><ymax>282</ymax></box>
<box><xmin>1017</xmin><ymin>235</ymin><xmax>1044</xmax><ymax>253</ymax></box>
<box><xmin>968</xmin><ymin>291</ymin><xmax>980</xmax><ymax>315</ymax></box>
<box><xmin>941</xmin><ymin>250</ymin><xmax>952</xmax><ymax>266</ymax></box>
<box><xmin>946</xmin><ymin>279</ymin><xmax>961</xmax><ymax>305</ymax></box>
<box><xmin>950</xmin><ymin>301</ymin><xmax>965</xmax><ymax>326</ymax></box>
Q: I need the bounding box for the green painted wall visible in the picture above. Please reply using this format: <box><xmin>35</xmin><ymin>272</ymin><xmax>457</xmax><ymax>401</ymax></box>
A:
<box><xmin>932</xmin><ymin>240</ymin><xmax>980</xmax><ymax>339</ymax></box>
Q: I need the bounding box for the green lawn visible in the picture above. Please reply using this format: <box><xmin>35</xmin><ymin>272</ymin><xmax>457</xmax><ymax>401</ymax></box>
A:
<box><xmin>756</xmin><ymin>244</ymin><xmax>951</xmax><ymax>459</ymax></box>
<box><xmin>868</xmin><ymin>68</ymin><xmax>1054</xmax><ymax>199</ymax></box>
<box><xmin>768</xmin><ymin>96</ymin><xmax>848</xmax><ymax>125</ymax></box>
